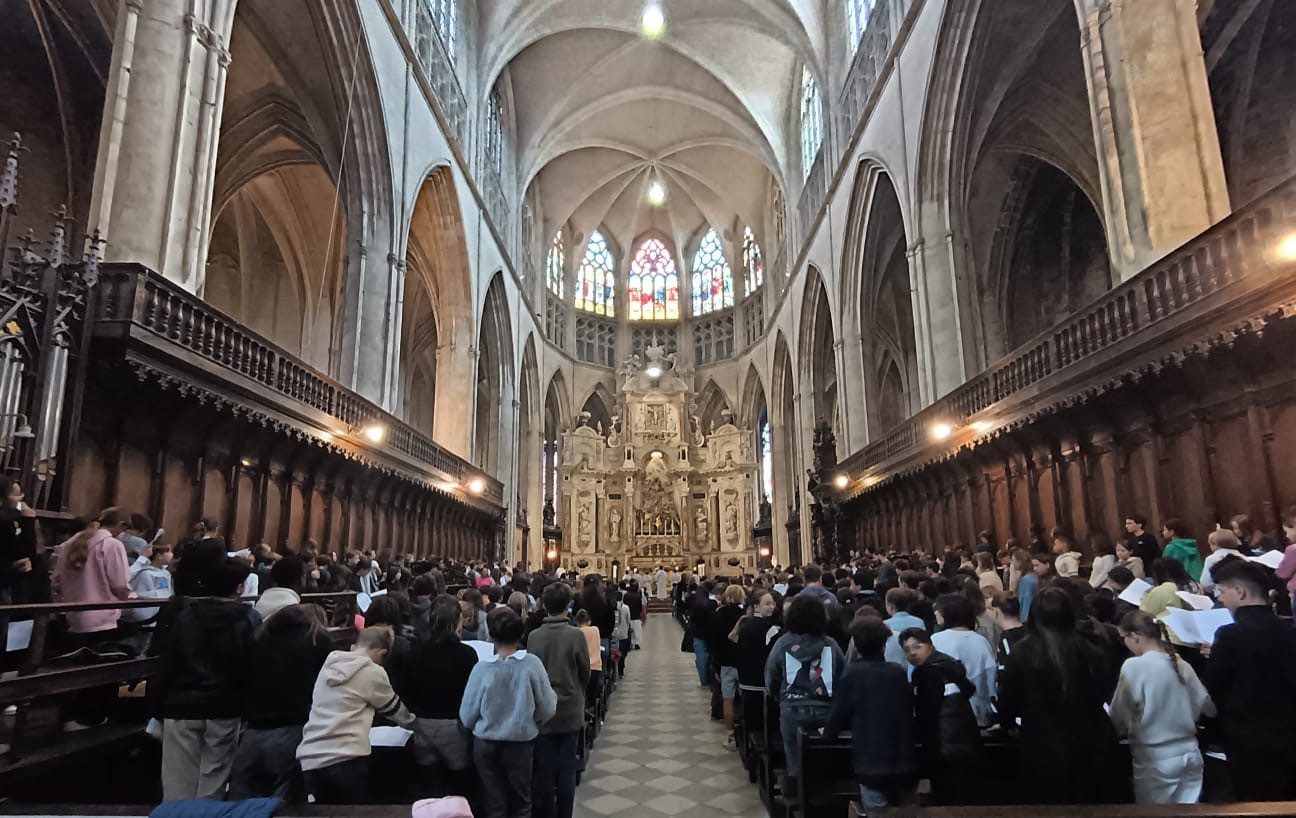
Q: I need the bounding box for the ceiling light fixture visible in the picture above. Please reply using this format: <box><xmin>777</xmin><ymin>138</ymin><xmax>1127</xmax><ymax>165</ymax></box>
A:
<box><xmin>641</xmin><ymin>2</ymin><xmax>666</xmax><ymax>38</ymax></box>
<box><xmin>647</xmin><ymin>180</ymin><xmax>667</xmax><ymax>206</ymax></box>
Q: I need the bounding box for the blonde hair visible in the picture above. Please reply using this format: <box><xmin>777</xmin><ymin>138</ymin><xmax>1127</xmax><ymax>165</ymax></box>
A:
<box><xmin>722</xmin><ymin>584</ymin><xmax>747</xmax><ymax>605</ymax></box>
<box><xmin>1208</xmin><ymin>529</ymin><xmax>1241</xmax><ymax>551</ymax></box>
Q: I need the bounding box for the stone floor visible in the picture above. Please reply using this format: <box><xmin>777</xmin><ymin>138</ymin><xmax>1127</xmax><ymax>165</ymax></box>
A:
<box><xmin>573</xmin><ymin>616</ymin><xmax>769</xmax><ymax>818</ymax></box>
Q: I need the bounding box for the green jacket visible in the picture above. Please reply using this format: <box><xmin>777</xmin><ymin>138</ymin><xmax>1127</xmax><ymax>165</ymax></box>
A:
<box><xmin>526</xmin><ymin>616</ymin><xmax>591</xmax><ymax>734</ymax></box>
<box><xmin>1162</xmin><ymin>537</ymin><xmax>1203</xmax><ymax>582</ymax></box>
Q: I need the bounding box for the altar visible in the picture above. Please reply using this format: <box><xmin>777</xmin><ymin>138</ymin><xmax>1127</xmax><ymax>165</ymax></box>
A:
<box><xmin>559</xmin><ymin>345</ymin><xmax>758</xmax><ymax>576</ymax></box>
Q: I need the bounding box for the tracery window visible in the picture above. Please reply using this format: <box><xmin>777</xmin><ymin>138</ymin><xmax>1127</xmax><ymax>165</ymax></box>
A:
<box><xmin>574</xmin><ymin>230</ymin><xmax>615</xmax><ymax>316</ymax></box>
<box><xmin>847</xmin><ymin>0</ymin><xmax>878</xmax><ymax>53</ymax></box>
<box><xmin>690</xmin><ymin>228</ymin><xmax>734</xmax><ymax>316</ymax></box>
<box><xmin>547</xmin><ymin>231</ymin><xmax>565</xmax><ymax>297</ymax></box>
<box><xmin>485</xmin><ymin>86</ymin><xmax>504</xmax><ymax>176</ymax></box>
<box><xmin>430</xmin><ymin>0</ymin><xmax>457</xmax><ymax>64</ymax></box>
<box><xmin>800</xmin><ymin>66</ymin><xmax>823</xmax><ymax>179</ymax></box>
<box><xmin>742</xmin><ymin>227</ymin><xmax>763</xmax><ymax>296</ymax></box>
<box><xmin>627</xmin><ymin>238</ymin><xmax>680</xmax><ymax>321</ymax></box>
<box><xmin>759</xmin><ymin>406</ymin><xmax>773</xmax><ymax>503</ymax></box>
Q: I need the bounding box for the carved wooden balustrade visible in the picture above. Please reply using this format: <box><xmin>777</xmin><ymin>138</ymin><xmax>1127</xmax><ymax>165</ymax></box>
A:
<box><xmin>93</xmin><ymin>263</ymin><xmax>503</xmax><ymax>508</ymax></box>
<box><xmin>842</xmin><ymin>176</ymin><xmax>1296</xmax><ymax>485</ymax></box>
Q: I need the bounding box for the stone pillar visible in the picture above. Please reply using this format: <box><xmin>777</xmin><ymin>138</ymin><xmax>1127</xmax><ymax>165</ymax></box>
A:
<box><xmin>89</xmin><ymin>0</ymin><xmax>236</xmax><ymax>291</ymax></box>
<box><xmin>1079</xmin><ymin>0</ymin><xmax>1230</xmax><ymax>278</ymax></box>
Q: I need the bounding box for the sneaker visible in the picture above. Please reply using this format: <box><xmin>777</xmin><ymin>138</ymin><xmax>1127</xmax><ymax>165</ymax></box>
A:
<box><xmin>724</xmin><ymin>736</ymin><xmax>737</xmax><ymax>751</ymax></box>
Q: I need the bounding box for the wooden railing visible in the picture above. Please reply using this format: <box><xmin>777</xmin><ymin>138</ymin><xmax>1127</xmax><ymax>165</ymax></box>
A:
<box><xmin>847</xmin><ymin>177</ymin><xmax>1296</xmax><ymax>477</ymax></box>
<box><xmin>93</xmin><ymin>264</ymin><xmax>503</xmax><ymax>507</ymax></box>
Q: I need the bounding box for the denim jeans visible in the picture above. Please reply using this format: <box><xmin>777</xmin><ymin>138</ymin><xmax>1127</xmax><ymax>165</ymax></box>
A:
<box><xmin>531</xmin><ymin>731</ymin><xmax>578</xmax><ymax>818</ymax></box>
<box><xmin>693</xmin><ymin>637</ymin><xmax>709</xmax><ymax>686</ymax></box>
<box><xmin>779</xmin><ymin>704</ymin><xmax>830</xmax><ymax>779</ymax></box>
<box><xmin>859</xmin><ymin>782</ymin><xmax>916</xmax><ymax>808</ymax></box>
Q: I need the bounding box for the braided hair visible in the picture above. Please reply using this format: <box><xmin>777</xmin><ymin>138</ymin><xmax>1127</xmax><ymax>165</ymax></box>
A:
<box><xmin>1119</xmin><ymin>610</ymin><xmax>1186</xmax><ymax>684</ymax></box>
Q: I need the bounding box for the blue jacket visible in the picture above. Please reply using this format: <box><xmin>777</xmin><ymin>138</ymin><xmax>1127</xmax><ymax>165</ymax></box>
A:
<box><xmin>459</xmin><ymin>650</ymin><xmax>558</xmax><ymax>741</ymax></box>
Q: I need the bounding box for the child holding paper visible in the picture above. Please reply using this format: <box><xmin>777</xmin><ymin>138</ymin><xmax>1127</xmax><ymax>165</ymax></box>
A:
<box><xmin>1111</xmin><ymin>611</ymin><xmax>1214</xmax><ymax>804</ymax></box>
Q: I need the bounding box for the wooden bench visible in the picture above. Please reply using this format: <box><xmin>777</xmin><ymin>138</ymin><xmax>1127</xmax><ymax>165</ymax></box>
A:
<box><xmin>0</xmin><ymin>592</ymin><xmax>357</xmax><ymax>787</ymax></box>
<box><xmin>851</xmin><ymin>803</ymin><xmax>1296</xmax><ymax>817</ymax></box>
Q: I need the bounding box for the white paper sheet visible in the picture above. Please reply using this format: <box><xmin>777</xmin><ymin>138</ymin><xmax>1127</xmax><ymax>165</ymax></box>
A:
<box><xmin>369</xmin><ymin>726</ymin><xmax>413</xmax><ymax>747</ymax></box>
<box><xmin>1175</xmin><ymin>591</ymin><xmax>1216</xmax><ymax>611</ymax></box>
<box><xmin>1118</xmin><ymin>578</ymin><xmax>1154</xmax><ymax>606</ymax></box>
<box><xmin>356</xmin><ymin>592</ymin><xmax>372</xmax><ymax>613</ymax></box>
<box><xmin>464</xmin><ymin>639</ymin><xmax>497</xmax><ymax>662</ymax></box>
<box><xmin>6</xmin><ymin>620</ymin><xmax>32</xmax><ymax>652</ymax></box>
<box><xmin>1247</xmin><ymin>550</ymin><xmax>1284</xmax><ymax>570</ymax></box>
<box><xmin>1163</xmin><ymin>607</ymin><xmax>1234</xmax><ymax>645</ymax></box>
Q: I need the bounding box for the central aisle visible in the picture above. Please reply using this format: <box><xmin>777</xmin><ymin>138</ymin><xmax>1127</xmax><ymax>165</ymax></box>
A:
<box><xmin>573</xmin><ymin>615</ymin><xmax>768</xmax><ymax>818</ymax></box>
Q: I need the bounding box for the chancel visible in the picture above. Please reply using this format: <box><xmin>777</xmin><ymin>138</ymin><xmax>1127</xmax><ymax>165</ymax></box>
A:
<box><xmin>2</xmin><ymin>0</ymin><xmax>1296</xmax><ymax>816</ymax></box>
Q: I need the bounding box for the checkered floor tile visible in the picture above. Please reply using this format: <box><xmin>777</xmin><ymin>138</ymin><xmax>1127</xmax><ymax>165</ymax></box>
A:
<box><xmin>574</xmin><ymin>617</ymin><xmax>768</xmax><ymax>817</ymax></box>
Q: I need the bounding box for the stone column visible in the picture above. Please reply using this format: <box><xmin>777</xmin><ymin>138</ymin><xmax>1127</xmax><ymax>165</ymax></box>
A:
<box><xmin>1079</xmin><ymin>0</ymin><xmax>1230</xmax><ymax>278</ymax></box>
<box><xmin>89</xmin><ymin>0</ymin><xmax>237</xmax><ymax>291</ymax></box>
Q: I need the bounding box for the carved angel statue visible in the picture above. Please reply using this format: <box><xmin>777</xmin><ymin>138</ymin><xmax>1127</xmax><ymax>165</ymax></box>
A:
<box><xmin>578</xmin><ymin>505</ymin><xmax>593</xmax><ymax>543</ymax></box>
<box><xmin>724</xmin><ymin>503</ymin><xmax>739</xmax><ymax>534</ymax></box>
<box><xmin>695</xmin><ymin>505</ymin><xmax>709</xmax><ymax>541</ymax></box>
<box><xmin>618</xmin><ymin>354</ymin><xmax>643</xmax><ymax>379</ymax></box>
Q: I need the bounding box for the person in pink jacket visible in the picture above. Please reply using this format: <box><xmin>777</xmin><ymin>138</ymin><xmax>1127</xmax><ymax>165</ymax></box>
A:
<box><xmin>1278</xmin><ymin>507</ymin><xmax>1296</xmax><ymax>617</ymax></box>
<box><xmin>53</xmin><ymin>507</ymin><xmax>136</xmax><ymax>636</ymax></box>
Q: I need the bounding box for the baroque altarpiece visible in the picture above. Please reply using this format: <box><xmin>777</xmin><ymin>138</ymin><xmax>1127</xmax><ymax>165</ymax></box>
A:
<box><xmin>558</xmin><ymin>346</ymin><xmax>758</xmax><ymax>575</ymax></box>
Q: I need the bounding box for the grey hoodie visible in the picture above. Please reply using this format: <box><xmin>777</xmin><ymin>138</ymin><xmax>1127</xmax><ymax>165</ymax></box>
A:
<box><xmin>296</xmin><ymin>649</ymin><xmax>414</xmax><ymax>771</ymax></box>
<box><xmin>764</xmin><ymin>631</ymin><xmax>845</xmax><ymax>707</ymax></box>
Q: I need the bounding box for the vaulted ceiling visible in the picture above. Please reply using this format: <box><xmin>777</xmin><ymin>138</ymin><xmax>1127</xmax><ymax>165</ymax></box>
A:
<box><xmin>479</xmin><ymin>0</ymin><xmax>826</xmax><ymax>261</ymax></box>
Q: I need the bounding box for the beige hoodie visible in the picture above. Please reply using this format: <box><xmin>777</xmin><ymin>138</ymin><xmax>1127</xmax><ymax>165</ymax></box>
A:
<box><xmin>296</xmin><ymin>649</ymin><xmax>414</xmax><ymax>771</ymax></box>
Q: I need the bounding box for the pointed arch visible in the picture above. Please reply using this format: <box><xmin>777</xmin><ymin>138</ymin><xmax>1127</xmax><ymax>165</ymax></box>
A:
<box><xmin>402</xmin><ymin>167</ymin><xmax>476</xmax><ymax>457</ymax></box>
<box><xmin>628</xmin><ymin>233</ymin><xmax>681</xmax><ymax>321</ymax></box>
<box><xmin>474</xmin><ymin>272</ymin><xmax>516</xmax><ymax>477</ymax></box>
<box><xmin>696</xmin><ymin>380</ymin><xmax>733</xmax><ymax>435</ymax></box>
<box><xmin>516</xmin><ymin>336</ymin><xmax>543</xmax><ymax>565</ymax></box>
<box><xmin>690</xmin><ymin>227</ymin><xmax>735</xmax><ymax>316</ymax></box>
<box><xmin>579</xmin><ymin>382</ymin><xmax>616</xmax><ymax>433</ymax></box>
<box><xmin>542</xmin><ymin>370</ymin><xmax>572</xmax><ymax>515</ymax></box>
<box><xmin>771</xmin><ymin>331</ymin><xmax>801</xmax><ymax>565</ymax></box>
<box><xmin>798</xmin><ymin>267</ymin><xmax>840</xmax><ymax>444</ymax></box>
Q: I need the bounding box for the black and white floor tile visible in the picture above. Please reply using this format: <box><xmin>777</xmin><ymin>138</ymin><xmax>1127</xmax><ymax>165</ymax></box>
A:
<box><xmin>574</xmin><ymin>619</ymin><xmax>768</xmax><ymax>818</ymax></box>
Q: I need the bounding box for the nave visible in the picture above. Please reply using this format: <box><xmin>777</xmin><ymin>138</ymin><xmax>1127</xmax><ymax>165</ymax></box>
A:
<box><xmin>574</xmin><ymin>618</ymin><xmax>765</xmax><ymax>818</ymax></box>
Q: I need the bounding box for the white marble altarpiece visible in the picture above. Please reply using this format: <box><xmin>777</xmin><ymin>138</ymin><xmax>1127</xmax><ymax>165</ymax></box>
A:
<box><xmin>558</xmin><ymin>346</ymin><xmax>758</xmax><ymax>576</ymax></box>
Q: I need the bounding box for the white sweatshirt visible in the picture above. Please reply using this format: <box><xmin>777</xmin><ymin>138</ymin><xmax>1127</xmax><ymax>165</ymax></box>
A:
<box><xmin>296</xmin><ymin>650</ymin><xmax>414</xmax><ymax>771</ymax></box>
<box><xmin>1110</xmin><ymin>651</ymin><xmax>1215</xmax><ymax>761</ymax></box>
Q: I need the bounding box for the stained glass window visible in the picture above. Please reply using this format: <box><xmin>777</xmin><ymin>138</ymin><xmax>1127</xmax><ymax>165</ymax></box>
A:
<box><xmin>847</xmin><ymin>0</ymin><xmax>878</xmax><ymax>53</ymax></box>
<box><xmin>742</xmin><ymin>227</ymin><xmax>763</xmax><ymax>296</ymax></box>
<box><xmin>759</xmin><ymin>407</ymin><xmax>773</xmax><ymax>503</ymax></box>
<box><xmin>627</xmin><ymin>238</ymin><xmax>680</xmax><ymax>321</ymax></box>
<box><xmin>485</xmin><ymin>86</ymin><xmax>504</xmax><ymax>176</ymax></box>
<box><xmin>574</xmin><ymin>230</ymin><xmax>615</xmax><ymax>316</ymax></box>
<box><xmin>689</xmin><ymin>229</ymin><xmax>734</xmax><ymax>316</ymax></box>
<box><xmin>547</xmin><ymin>232</ymin><xmax>564</xmax><ymax>298</ymax></box>
<box><xmin>800</xmin><ymin>66</ymin><xmax>823</xmax><ymax>179</ymax></box>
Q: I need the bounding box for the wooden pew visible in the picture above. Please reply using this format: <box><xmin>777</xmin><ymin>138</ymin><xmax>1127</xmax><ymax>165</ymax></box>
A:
<box><xmin>0</xmin><ymin>592</ymin><xmax>357</xmax><ymax>787</ymax></box>
<box><xmin>851</xmin><ymin>804</ymin><xmax>1296</xmax><ymax>817</ymax></box>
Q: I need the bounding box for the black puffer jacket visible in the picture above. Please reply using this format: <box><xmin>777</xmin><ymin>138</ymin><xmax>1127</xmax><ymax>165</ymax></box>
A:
<box><xmin>911</xmin><ymin>650</ymin><xmax>982</xmax><ymax>765</ymax></box>
<box><xmin>155</xmin><ymin>598</ymin><xmax>256</xmax><ymax>720</ymax></box>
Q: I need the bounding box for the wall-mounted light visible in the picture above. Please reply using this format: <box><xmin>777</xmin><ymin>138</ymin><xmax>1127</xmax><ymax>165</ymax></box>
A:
<box><xmin>468</xmin><ymin>477</ymin><xmax>487</xmax><ymax>495</ymax></box>
<box><xmin>649</xmin><ymin>450</ymin><xmax>664</xmax><ymax>459</ymax></box>
<box><xmin>833</xmin><ymin>473</ymin><xmax>849</xmax><ymax>489</ymax></box>
<box><xmin>931</xmin><ymin>422</ymin><xmax>954</xmax><ymax>441</ymax></box>
<box><xmin>1276</xmin><ymin>232</ymin><xmax>1296</xmax><ymax>263</ymax></box>
<box><xmin>645</xmin><ymin>364</ymin><xmax>663</xmax><ymax>378</ymax></box>
<box><xmin>546</xmin><ymin>548</ymin><xmax>559</xmax><ymax>561</ymax></box>
<box><xmin>641</xmin><ymin>2</ymin><xmax>666</xmax><ymax>38</ymax></box>
<box><xmin>355</xmin><ymin>421</ymin><xmax>386</xmax><ymax>444</ymax></box>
